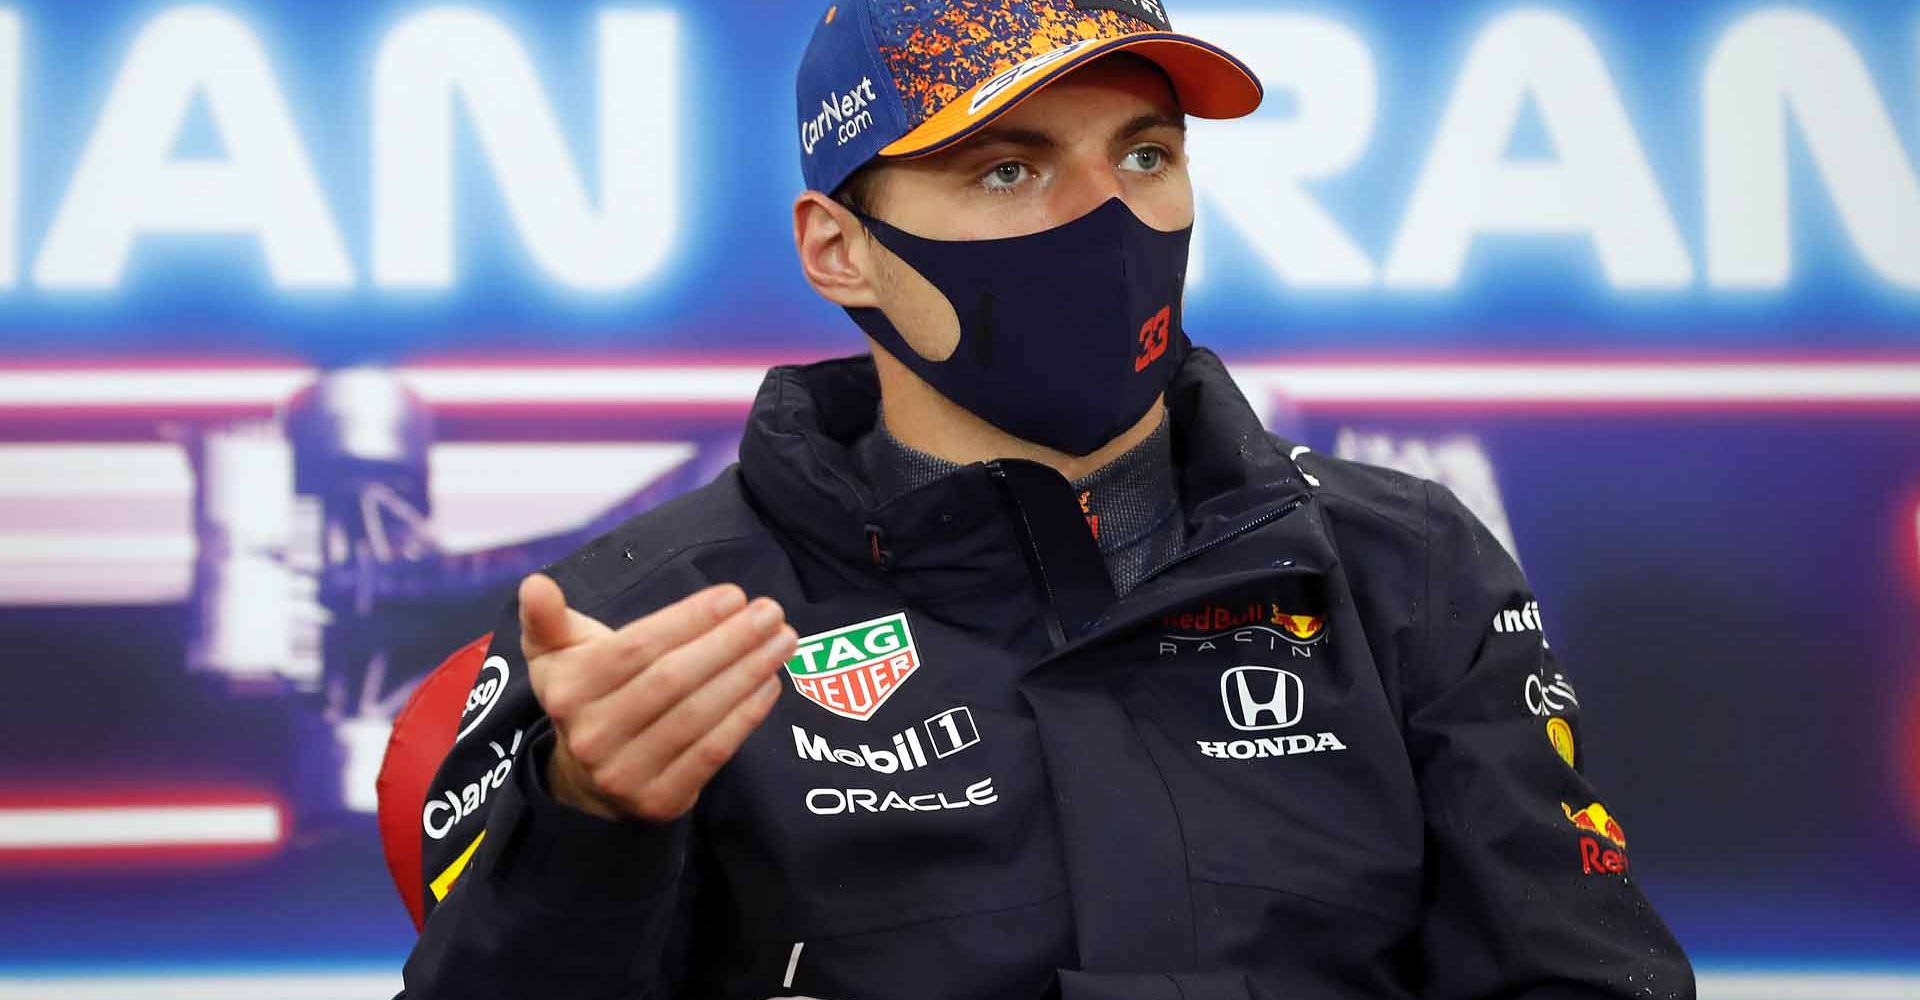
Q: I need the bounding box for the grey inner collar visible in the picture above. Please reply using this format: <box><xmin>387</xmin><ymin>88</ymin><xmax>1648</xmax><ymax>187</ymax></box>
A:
<box><xmin>852</xmin><ymin>405</ymin><xmax>1186</xmax><ymax>594</ymax></box>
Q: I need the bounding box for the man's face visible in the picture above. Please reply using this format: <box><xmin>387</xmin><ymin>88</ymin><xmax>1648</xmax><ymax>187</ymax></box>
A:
<box><xmin>855</xmin><ymin>54</ymin><xmax>1191</xmax><ymax>361</ymax></box>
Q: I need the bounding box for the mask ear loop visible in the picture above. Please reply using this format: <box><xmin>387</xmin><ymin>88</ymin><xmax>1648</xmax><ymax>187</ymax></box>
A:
<box><xmin>847</xmin><ymin>209</ymin><xmax>983</xmax><ymax>370</ymax></box>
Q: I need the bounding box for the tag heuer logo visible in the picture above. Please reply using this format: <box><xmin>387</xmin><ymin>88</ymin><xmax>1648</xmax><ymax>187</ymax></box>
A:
<box><xmin>784</xmin><ymin>612</ymin><xmax>919</xmax><ymax>721</ymax></box>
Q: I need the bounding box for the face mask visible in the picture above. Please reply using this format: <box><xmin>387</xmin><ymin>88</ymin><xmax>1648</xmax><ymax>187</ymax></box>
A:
<box><xmin>847</xmin><ymin>197</ymin><xmax>1192</xmax><ymax>457</ymax></box>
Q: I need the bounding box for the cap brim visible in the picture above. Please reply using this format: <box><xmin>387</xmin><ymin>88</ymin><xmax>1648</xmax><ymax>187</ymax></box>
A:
<box><xmin>878</xmin><ymin>32</ymin><xmax>1263</xmax><ymax>161</ymax></box>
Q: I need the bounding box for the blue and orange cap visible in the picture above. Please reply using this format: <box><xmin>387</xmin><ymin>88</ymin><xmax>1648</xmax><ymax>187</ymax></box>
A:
<box><xmin>795</xmin><ymin>0</ymin><xmax>1263</xmax><ymax>195</ymax></box>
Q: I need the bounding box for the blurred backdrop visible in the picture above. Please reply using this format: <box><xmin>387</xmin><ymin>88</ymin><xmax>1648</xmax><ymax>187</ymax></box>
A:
<box><xmin>0</xmin><ymin>1</ymin><xmax>1916</xmax><ymax>997</ymax></box>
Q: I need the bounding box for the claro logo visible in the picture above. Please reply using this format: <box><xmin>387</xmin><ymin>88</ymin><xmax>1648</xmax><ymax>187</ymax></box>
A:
<box><xmin>424</xmin><ymin>729</ymin><xmax>523</xmax><ymax>840</ymax></box>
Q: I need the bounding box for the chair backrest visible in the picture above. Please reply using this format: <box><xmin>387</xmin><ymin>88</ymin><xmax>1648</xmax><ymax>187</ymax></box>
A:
<box><xmin>376</xmin><ymin>631</ymin><xmax>492</xmax><ymax>931</ymax></box>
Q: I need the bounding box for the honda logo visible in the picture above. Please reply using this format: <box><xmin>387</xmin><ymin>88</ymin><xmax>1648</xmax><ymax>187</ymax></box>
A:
<box><xmin>1219</xmin><ymin>666</ymin><xmax>1304</xmax><ymax>731</ymax></box>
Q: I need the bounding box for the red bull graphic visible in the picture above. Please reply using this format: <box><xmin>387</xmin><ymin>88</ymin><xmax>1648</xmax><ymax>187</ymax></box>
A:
<box><xmin>1564</xmin><ymin>801</ymin><xmax>1627</xmax><ymax>847</ymax></box>
<box><xmin>1564</xmin><ymin>801</ymin><xmax>1630</xmax><ymax>876</ymax></box>
<box><xmin>1268</xmin><ymin>607</ymin><xmax>1326</xmax><ymax>643</ymax></box>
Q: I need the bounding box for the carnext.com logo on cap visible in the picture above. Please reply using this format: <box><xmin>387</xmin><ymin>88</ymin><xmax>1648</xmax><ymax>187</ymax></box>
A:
<box><xmin>801</xmin><ymin>76</ymin><xmax>879</xmax><ymax>156</ymax></box>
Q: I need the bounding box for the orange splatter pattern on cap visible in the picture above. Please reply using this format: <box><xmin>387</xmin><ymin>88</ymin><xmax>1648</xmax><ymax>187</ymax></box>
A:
<box><xmin>874</xmin><ymin>0</ymin><xmax>1141</xmax><ymax>124</ymax></box>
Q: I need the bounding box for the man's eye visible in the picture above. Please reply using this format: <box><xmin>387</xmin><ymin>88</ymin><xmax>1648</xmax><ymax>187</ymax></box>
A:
<box><xmin>983</xmin><ymin>162</ymin><xmax>1028</xmax><ymax>189</ymax></box>
<box><xmin>1125</xmin><ymin>147</ymin><xmax>1166</xmax><ymax>172</ymax></box>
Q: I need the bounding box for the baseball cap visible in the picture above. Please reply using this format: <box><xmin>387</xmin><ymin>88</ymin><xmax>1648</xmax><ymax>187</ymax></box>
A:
<box><xmin>795</xmin><ymin>0</ymin><xmax>1263</xmax><ymax>195</ymax></box>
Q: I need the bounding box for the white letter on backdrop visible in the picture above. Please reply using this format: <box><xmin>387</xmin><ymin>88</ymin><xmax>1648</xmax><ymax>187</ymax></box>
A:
<box><xmin>1704</xmin><ymin>10</ymin><xmax>1920</xmax><ymax>290</ymax></box>
<box><xmin>34</xmin><ymin>6</ymin><xmax>351</xmax><ymax>290</ymax></box>
<box><xmin>1384</xmin><ymin>10</ymin><xmax>1690</xmax><ymax>290</ymax></box>
<box><xmin>373</xmin><ymin>8</ymin><xmax>678</xmax><ymax>291</ymax></box>
<box><xmin>1180</xmin><ymin>12</ymin><xmax>1377</xmax><ymax>289</ymax></box>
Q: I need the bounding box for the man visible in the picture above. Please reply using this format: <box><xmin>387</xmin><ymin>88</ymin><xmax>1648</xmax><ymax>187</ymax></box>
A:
<box><xmin>402</xmin><ymin>1</ymin><xmax>1694</xmax><ymax>997</ymax></box>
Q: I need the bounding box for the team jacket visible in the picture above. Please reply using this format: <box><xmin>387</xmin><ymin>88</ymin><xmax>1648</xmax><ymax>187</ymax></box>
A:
<box><xmin>401</xmin><ymin>347</ymin><xmax>1694</xmax><ymax>1000</ymax></box>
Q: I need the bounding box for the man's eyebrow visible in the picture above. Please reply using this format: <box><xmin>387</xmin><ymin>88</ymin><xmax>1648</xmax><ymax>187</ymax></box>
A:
<box><xmin>954</xmin><ymin>112</ymin><xmax>1185</xmax><ymax>158</ymax></box>
<box><xmin>961</xmin><ymin>125</ymin><xmax>1058</xmax><ymax>152</ymax></box>
<box><xmin>1118</xmin><ymin>112</ymin><xmax>1187</xmax><ymax>140</ymax></box>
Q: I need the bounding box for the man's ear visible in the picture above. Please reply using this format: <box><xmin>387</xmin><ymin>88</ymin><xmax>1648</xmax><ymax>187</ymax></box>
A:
<box><xmin>794</xmin><ymin>191</ymin><xmax>881</xmax><ymax>309</ymax></box>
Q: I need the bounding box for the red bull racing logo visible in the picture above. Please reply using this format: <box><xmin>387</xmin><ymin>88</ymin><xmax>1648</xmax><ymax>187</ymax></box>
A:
<box><xmin>1563</xmin><ymin>801</ymin><xmax>1631</xmax><ymax>875</ymax></box>
<box><xmin>784</xmin><ymin>612</ymin><xmax>919</xmax><ymax>722</ymax></box>
<box><xmin>1161</xmin><ymin>603</ymin><xmax>1325</xmax><ymax>643</ymax></box>
<box><xmin>1160</xmin><ymin>603</ymin><xmax>1330</xmax><ymax>662</ymax></box>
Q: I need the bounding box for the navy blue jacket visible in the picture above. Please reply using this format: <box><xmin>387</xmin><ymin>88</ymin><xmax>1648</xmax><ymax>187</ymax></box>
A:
<box><xmin>401</xmin><ymin>348</ymin><xmax>1693</xmax><ymax>999</ymax></box>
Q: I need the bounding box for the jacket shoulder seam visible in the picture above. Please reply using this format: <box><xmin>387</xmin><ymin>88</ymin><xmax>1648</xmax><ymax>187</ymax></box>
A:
<box><xmin>1311</xmin><ymin>486</ymin><xmax>1426</xmax><ymax>543</ymax></box>
<box><xmin>572</xmin><ymin>531</ymin><xmax>764</xmax><ymax>621</ymax></box>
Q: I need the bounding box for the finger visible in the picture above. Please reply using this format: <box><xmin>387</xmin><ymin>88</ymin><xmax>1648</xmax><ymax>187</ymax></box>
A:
<box><xmin>629</xmin><ymin>673</ymin><xmax>785</xmax><ymax>822</ymax></box>
<box><xmin>604</xmin><ymin>583</ymin><xmax>751</xmax><ymax>671</ymax></box>
<box><xmin>518</xmin><ymin>573</ymin><xmax>609</xmax><ymax>661</ymax></box>
<box><xmin>576</xmin><ymin>598</ymin><xmax>787</xmax><ymax>751</ymax></box>
<box><xmin>585</xmin><ymin>623</ymin><xmax>794</xmax><ymax>791</ymax></box>
<box><xmin>544</xmin><ymin>583</ymin><xmax>751</xmax><ymax>717</ymax></box>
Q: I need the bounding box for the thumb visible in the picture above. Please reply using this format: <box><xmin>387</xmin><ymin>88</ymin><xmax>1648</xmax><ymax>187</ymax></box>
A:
<box><xmin>518</xmin><ymin>573</ymin><xmax>607</xmax><ymax>660</ymax></box>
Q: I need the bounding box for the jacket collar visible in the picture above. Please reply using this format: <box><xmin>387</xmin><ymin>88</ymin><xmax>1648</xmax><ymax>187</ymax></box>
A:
<box><xmin>735</xmin><ymin>346</ymin><xmax>1313</xmax><ymax>599</ymax></box>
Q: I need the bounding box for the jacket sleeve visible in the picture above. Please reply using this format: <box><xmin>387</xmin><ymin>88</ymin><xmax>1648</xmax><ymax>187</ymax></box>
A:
<box><xmin>399</xmin><ymin>591</ymin><xmax>698</xmax><ymax>999</ymax></box>
<box><xmin>1403</xmin><ymin>482</ymin><xmax>1695</xmax><ymax>1000</ymax></box>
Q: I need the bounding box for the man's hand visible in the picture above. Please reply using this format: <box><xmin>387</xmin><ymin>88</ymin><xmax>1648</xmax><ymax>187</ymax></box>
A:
<box><xmin>517</xmin><ymin>573</ymin><xmax>797</xmax><ymax>822</ymax></box>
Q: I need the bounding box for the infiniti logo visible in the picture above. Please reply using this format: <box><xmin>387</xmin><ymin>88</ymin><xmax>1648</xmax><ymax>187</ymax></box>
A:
<box><xmin>1220</xmin><ymin>666</ymin><xmax>1304</xmax><ymax>731</ymax></box>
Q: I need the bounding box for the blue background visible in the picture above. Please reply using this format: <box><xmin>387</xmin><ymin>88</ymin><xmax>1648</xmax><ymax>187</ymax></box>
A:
<box><xmin>1</xmin><ymin>0</ymin><xmax>1916</xmax><ymax>994</ymax></box>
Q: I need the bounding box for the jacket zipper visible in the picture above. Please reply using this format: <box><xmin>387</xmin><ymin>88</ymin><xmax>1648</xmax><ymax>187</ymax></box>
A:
<box><xmin>986</xmin><ymin>462</ymin><xmax>1070</xmax><ymax>648</ymax></box>
<box><xmin>989</xmin><ymin>463</ymin><xmax>1311</xmax><ymax>649</ymax></box>
<box><xmin>1135</xmin><ymin>494</ymin><xmax>1310</xmax><ymax>589</ymax></box>
<box><xmin>1028</xmin><ymin>494</ymin><xmax>1315</xmax><ymax>666</ymax></box>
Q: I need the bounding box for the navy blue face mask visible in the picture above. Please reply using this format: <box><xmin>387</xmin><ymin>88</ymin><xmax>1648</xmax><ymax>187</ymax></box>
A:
<box><xmin>847</xmin><ymin>197</ymin><xmax>1192</xmax><ymax>457</ymax></box>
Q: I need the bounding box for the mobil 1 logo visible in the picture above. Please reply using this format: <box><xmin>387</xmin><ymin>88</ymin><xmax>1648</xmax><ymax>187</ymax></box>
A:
<box><xmin>792</xmin><ymin>706</ymin><xmax>981</xmax><ymax>774</ymax></box>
